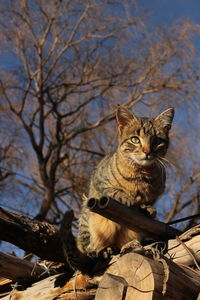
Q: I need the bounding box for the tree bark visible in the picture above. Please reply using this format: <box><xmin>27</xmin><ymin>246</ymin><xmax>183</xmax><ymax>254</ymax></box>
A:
<box><xmin>0</xmin><ymin>207</ymin><xmax>66</xmax><ymax>263</ymax></box>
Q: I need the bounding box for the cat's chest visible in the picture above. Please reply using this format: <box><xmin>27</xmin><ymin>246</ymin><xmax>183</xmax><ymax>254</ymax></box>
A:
<box><xmin>118</xmin><ymin>173</ymin><xmax>164</xmax><ymax>203</ymax></box>
<box><xmin>121</xmin><ymin>176</ymin><xmax>154</xmax><ymax>193</ymax></box>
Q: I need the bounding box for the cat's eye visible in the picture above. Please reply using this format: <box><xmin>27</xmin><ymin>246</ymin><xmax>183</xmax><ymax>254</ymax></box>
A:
<box><xmin>131</xmin><ymin>136</ymin><xmax>140</xmax><ymax>144</ymax></box>
<box><xmin>154</xmin><ymin>137</ymin><xmax>165</xmax><ymax>146</ymax></box>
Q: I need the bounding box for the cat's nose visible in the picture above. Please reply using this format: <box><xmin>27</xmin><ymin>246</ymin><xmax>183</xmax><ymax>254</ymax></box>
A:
<box><xmin>143</xmin><ymin>145</ymin><xmax>151</xmax><ymax>155</ymax></box>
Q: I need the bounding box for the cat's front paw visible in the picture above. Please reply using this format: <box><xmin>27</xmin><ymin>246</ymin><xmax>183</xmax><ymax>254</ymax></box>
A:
<box><xmin>117</xmin><ymin>196</ymin><xmax>135</xmax><ymax>207</ymax></box>
<box><xmin>99</xmin><ymin>246</ymin><xmax>120</xmax><ymax>259</ymax></box>
<box><xmin>139</xmin><ymin>204</ymin><xmax>157</xmax><ymax>218</ymax></box>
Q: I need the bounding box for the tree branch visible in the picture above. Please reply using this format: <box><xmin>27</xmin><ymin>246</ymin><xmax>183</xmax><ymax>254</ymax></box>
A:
<box><xmin>0</xmin><ymin>207</ymin><xmax>66</xmax><ymax>263</ymax></box>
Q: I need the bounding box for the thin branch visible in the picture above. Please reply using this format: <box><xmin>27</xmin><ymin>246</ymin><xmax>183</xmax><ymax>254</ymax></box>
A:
<box><xmin>176</xmin><ymin>236</ymin><xmax>200</xmax><ymax>271</ymax></box>
<box><xmin>1</xmin><ymin>9</ymin><xmax>38</xmax><ymax>43</ymax></box>
<box><xmin>166</xmin><ymin>173</ymin><xmax>200</xmax><ymax>223</ymax></box>
<box><xmin>44</xmin><ymin>5</ymin><xmax>89</xmax><ymax>83</ymax></box>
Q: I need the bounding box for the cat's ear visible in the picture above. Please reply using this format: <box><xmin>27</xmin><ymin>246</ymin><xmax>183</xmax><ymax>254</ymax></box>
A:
<box><xmin>155</xmin><ymin>108</ymin><xmax>174</xmax><ymax>131</ymax></box>
<box><xmin>116</xmin><ymin>106</ymin><xmax>136</xmax><ymax>132</ymax></box>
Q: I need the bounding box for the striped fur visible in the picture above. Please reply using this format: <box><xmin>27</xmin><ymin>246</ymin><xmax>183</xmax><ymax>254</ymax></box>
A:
<box><xmin>77</xmin><ymin>106</ymin><xmax>174</xmax><ymax>256</ymax></box>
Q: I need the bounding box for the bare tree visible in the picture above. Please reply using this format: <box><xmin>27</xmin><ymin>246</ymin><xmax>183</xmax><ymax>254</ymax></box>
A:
<box><xmin>0</xmin><ymin>0</ymin><xmax>200</xmax><ymax>234</ymax></box>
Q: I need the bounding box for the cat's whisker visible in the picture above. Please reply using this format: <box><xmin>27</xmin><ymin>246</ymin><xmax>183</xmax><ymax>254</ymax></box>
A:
<box><xmin>158</xmin><ymin>157</ymin><xmax>174</xmax><ymax>169</ymax></box>
<box><xmin>156</xmin><ymin>159</ymin><xmax>166</xmax><ymax>185</ymax></box>
<box><xmin>157</xmin><ymin>158</ymin><xmax>168</xmax><ymax>170</ymax></box>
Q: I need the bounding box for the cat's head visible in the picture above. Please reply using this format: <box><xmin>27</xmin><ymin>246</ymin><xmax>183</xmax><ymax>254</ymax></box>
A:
<box><xmin>116</xmin><ymin>106</ymin><xmax>174</xmax><ymax>167</ymax></box>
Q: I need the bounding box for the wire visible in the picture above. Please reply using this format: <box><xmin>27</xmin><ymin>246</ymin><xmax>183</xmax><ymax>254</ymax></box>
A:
<box><xmin>167</xmin><ymin>213</ymin><xmax>200</xmax><ymax>225</ymax></box>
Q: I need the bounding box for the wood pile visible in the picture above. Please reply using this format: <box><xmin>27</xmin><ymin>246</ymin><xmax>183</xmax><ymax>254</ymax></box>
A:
<box><xmin>0</xmin><ymin>198</ymin><xmax>199</xmax><ymax>300</ymax></box>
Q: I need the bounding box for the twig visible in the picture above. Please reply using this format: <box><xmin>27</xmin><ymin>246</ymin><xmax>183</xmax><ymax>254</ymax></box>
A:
<box><xmin>178</xmin><ymin>263</ymin><xmax>200</xmax><ymax>276</ymax></box>
<box><xmin>176</xmin><ymin>236</ymin><xmax>200</xmax><ymax>271</ymax></box>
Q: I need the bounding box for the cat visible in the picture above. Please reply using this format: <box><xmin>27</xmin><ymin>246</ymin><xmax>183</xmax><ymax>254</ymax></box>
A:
<box><xmin>76</xmin><ymin>105</ymin><xmax>174</xmax><ymax>259</ymax></box>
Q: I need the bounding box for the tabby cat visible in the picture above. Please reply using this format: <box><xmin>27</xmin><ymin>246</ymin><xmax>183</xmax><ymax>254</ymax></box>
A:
<box><xmin>77</xmin><ymin>106</ymin><xmax>174</xmax><ymax>258</ymax></box>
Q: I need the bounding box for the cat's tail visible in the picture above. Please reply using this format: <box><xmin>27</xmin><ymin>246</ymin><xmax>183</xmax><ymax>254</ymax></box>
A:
<box><xmin>59</xmin><ymin>210</ymin><xmax>96</xmax><ymax>275</ymax></box>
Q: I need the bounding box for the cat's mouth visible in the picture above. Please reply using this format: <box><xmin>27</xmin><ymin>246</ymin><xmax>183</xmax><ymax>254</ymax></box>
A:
<box><xmin>132</xmin><ymin>153</ymin><xmax>156</xmax><ymax>166</ymax></box>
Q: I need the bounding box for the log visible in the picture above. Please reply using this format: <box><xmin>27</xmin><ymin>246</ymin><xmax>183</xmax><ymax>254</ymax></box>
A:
<box><xmin>96</xmin><ymin>252</ymin><xmax>200</xmax><ymax>300</ymax></box>
<box><xmin>0</xmin><ymin>252</ymin><xmax>46</xmax><ymax>283</ymax></box>
<box><xmin>0</xmin><ymin>207</ymin><xmax>69</xmax><ymax>263</ymax></box>
<box><xmin>87</xmin><ymin>197</ymin><xmax>181</xmax><ymax>240</ymax></box>
<box><xmin>0</xmin><ymin>273</ymin><xmax>98</xmax><ymax>300</ymax></box>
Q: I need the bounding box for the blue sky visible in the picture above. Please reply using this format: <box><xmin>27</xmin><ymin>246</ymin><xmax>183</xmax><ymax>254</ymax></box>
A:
<box><xmin>139</xmin><ymin>0</ymin><xmax>200</xmax><ymax>25</ymax></box>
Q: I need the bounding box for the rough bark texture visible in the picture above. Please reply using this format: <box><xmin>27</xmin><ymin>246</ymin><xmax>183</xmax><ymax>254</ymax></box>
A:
<box><xmin>0</xmin><ymin>208</ymin><xmax>65</xmax><ymax>262</ymax></box>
